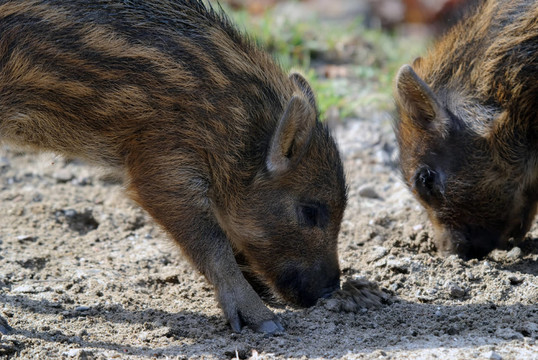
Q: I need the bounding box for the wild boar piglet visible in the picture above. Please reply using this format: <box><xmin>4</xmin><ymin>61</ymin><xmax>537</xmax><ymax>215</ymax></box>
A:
<box><xmin>0</xmin><ymin>0</ymin><xmax>347</xmax><ymax>333</ymax></box>
<box><xmin>394</xmin><ymin>0</ymin><xmax>538</xmax><ymax>259</ymax></box>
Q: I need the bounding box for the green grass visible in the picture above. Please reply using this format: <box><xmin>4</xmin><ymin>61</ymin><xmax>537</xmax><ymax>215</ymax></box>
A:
<box><xmin>227</xmin><ymin>6</ymin><xmax>429</xmax><ymax>120</ymax></box>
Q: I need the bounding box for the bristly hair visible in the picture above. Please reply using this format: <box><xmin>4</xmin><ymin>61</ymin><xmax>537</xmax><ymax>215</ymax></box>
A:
<box><xmin>168</xmin><ymin>0</ymin><xmax>260</xmax><ymax>56</ymax></box>
<box><xmin>44</xmin><ymin>0</ymin><xmax>261</xmax><ymax>55</ymax></box>
<box><xmin>172</xmin><ymin>1</ymin><xmax>244</xmax><ymax>39</ymax></box>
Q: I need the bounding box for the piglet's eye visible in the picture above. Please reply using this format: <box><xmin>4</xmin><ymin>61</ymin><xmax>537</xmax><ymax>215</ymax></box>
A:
<box><xmin>417</xmin><ymin>167</ymin><xmax>436</xmax><ymax>191</ymax></box>
<box><xmin>297</xmin><ymin>202</ymin><xmax>329</xmax><ymax>229</ymax></box>
<box><xmin>414</xmin><ymin>166</ymin><xmax>443</xmax><ymax>200</ymax></box>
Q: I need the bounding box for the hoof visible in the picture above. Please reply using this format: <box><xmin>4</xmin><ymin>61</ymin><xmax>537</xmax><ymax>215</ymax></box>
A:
<box><xmin>256</xmin><ymin>319</ymin><xmax>284</xmax><ymax>334</ymax></box>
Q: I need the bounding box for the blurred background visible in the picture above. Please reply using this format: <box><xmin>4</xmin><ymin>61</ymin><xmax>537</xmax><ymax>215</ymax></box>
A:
<box><xmin>216</xmin><ymin>0</ymin><xmax>479</xmax><ymax>122</ymax></box>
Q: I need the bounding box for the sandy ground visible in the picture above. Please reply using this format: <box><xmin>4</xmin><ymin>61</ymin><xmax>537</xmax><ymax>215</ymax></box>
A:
<box><xmin>1</xmin><ymin>1</ymin><xmax>538</xmax><ymax>358</ymax></box>
<box><xmin>1</xmin><ymin>110</ymin><xmax>537</xmax><ymax>359</ymax></box>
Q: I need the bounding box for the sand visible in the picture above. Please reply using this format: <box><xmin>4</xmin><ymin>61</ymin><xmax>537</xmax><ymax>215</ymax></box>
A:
<box><xmin>1</xmin><ymin>112</ymin><xmax>536</xmax><ymax>359</ymax></box>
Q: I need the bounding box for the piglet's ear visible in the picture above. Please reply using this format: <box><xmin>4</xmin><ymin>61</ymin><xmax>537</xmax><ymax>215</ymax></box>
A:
<box><xmin>289</xmin><ymin>72</ymin><xmax>317</xmax><ymax>112</ymax></box>
<box><xmin>395</xmin><ymin>64</ymin><xmax>442</xmax><ymax>129</ymax></box>
<box><xmin>412</xmin><ymin>56</ymin><xmax>423</xmax><ymax>67</ymax></box>
<box><xmin>267</xmin><ymin>95</ymin><xmax>315</xmax><ymax>175</ymax></box>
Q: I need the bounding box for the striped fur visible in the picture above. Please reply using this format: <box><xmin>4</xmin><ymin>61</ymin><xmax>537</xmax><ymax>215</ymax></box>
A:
<box><xmin>394</xmin><ymin>0</ymin><xmax>538</xmax><ymax>259</ymax></box>
<box><xmin>0</xmin><ymin>0</ymin><xmax>347</xmax><ymax>333</ymax></box>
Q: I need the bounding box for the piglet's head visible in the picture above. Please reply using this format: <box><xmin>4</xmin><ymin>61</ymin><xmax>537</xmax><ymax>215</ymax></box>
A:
<box><xmin>227</xmin><ymin>73</ymin><xmax>347</xmax><ymax>306</ymax></box>
<box><xmin>394</xmin><ymin>64</ymin><xmax>536</xmax><ymax>259</ymax></box>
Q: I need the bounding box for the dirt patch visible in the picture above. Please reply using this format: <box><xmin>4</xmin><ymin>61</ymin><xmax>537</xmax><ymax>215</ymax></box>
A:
<box><xmin>1</xmin><ymin>113</ymin><xmax>537</xmax><ymax>359</ymax></box>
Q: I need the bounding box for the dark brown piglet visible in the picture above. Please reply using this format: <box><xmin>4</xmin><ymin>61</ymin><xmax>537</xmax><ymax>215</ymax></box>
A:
<box><xmin>394</xmin><ymin>0</ymin><xmax>538</xmax><ymax>259</ymax></box>
<box><xmin>0</xmin><ymin>0</ymin><xmax>347</xmax><ymax>333</ymax></box>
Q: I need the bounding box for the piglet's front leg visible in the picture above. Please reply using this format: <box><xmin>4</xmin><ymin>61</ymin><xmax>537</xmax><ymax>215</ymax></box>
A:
<box><xmin>126</xmin><ymin>154</ymin><xmax>283</xmax><ymax>333</ymax></box>
<box><xmin>207</xmin><ymin>235</ymin><xmax>284</xmax><ymax>334</ymax></box>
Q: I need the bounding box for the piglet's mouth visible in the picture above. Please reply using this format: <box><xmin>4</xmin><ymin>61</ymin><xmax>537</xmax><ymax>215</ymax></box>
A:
<box><xmin>438</xmin><ymin>225</ymin><xmax>500</xmax><ymax>260</ymax></box>
<box><xmin>274</xmin><ymin>265</ymin><xmax>341</xmax><ymax>307</ymax></box>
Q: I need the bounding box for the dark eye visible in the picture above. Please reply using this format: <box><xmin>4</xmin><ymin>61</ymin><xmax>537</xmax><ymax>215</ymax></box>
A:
<box><xmin>297</xmin><ymin>202</ymin><xmax>329</xmax><ymax>228</ymax></box>
<box><xmin>414</xmin><ymin>166</ymin><xmax>444</xmax><ymax>201</ymax></box>
<box><xmin>417</xmin><ymin>167</ymin><xmax>435</xmax><ymax>191</ymax></box>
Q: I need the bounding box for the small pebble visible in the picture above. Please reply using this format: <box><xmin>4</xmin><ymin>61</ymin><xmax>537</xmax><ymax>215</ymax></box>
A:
<box><xmin>17</xmin><ymin>235</ymin><xmax>36</xmax><ymax>243</ymax></box>
<box><xmin>466</xmin><ymin>271</ymin><xmax>478</xmax><ymax>281</ymax></box>
<box><xmin>372</xmin><ymin>349</ymin><xmax>387</xmax><ymax>357</ymax></box>
<box><xmin>371</xmin><ymin>235</ymin><xmax>385</xmax><ymax>245</ymax></box>
<box><xmin>32</xmin><ymin>193</ymin><xmax>43</xmax><ymax>202</ymax></box>
<box><xmin>484</xmin><ymin>350</ymin><xmax>502</xmax><ymax>360</ymax></box>
<box><xmin>367</xmin><ymin>246</ymin><xmax>388</xmax><ymax>263</ymax></box>
<box><xmin>75</xmin><ymin>306</ymin><xmax>90</xmax><ymax>312</ymax></box>
<box><xmin>76</xmin><ymin>177</ymin><xmax>93</xmax><ymax>186</ymax></box>
<box><xmin>12</xmin><ymin>285</ymin><xmax>38</xmax><ymax>293</ymax></box>
<box><xmin>358</xmin><ymin>185</ymin><xmax>380</xmax><ymax>199</ymax></box>
<box><xmin>427</xmin><ymin>288</ymin><xmax>438</xmax><ymax>295</ymax></box>
<box><xmin>508</xmin><ymin>277</ymin><xmax>523</xmax><ymax>285</ymax></box>
<box><xmin>505</xmin><ymin>247</ymin><xmax>522</xmax><ymax>260</ymax></box>
<box><xmin>63</xmin><ymin>349</ymin><xmax>94</xmax><ymax>358</ymax></box>
<box><xmin>448</xmin><ymin>284</ymin><xmax>465</xmax><ymax>298</ymax></box>
<box><xmin>63</xmin><ymin>209</ymin><xmax>77</xmax><ymax>218</ymax></box>
<box><xmin>416</xmin><ymin>294</ymin><xmax>435</xmax><ymax>303</ymax></box>
<box><xmin>386</xmin><ymin>258</ymin><xmax>410</xmax><ymax>273</ymax></box>
<box><xmin>53</xmin><ymin>169</ymin><xmax>74</xmax><ymax>183</ymax></box>
<box><xmin>62</xmin><ymin>349</ymin><xmax>81</xmax><ymax>357</ymax></box>
<box><xmin>373</xmin><ymin>258</ymin><xmax>387</xmax><ymax>268</ymax></box>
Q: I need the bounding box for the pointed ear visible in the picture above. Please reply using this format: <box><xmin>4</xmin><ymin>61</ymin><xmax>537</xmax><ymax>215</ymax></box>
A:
<box><xmin>267</xmin><ymin>95</ymin><xmax>316</xmax><ymax>175</ymax></box>
<box><xmin>395</xmin><ymin>64</ymin><xmax>442</xmax><ymax>129</ymax></box>
<box><xmin>289</xmin><ymin>72</ymin><xmax>317</xmax><ymax>111</ymax></box>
